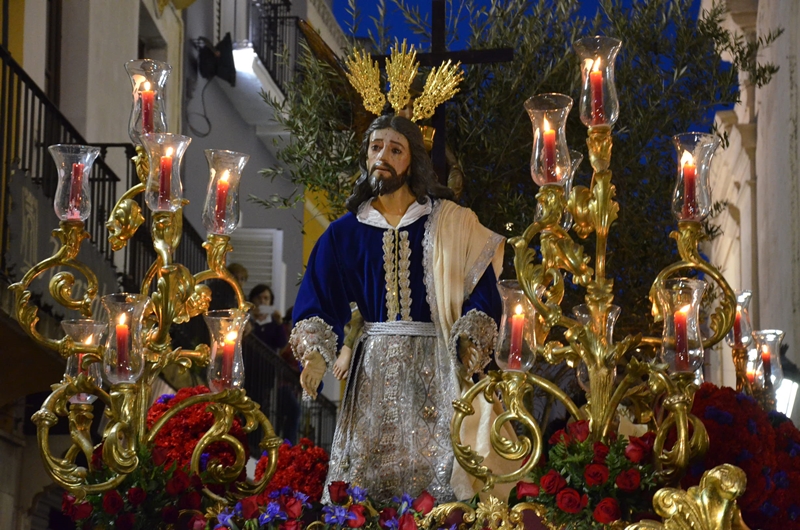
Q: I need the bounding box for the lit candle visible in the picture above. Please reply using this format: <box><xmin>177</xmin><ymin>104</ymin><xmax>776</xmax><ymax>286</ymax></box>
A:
<box><xmin>215</xmin><ymin>170</ymin><xmax>230</xmax><ymax>229</ymax></box>
<box><xmin>674</xmin><ymin>304</ymin><xmax>690</xmax><ymax>371</ymax></box>
<box><xmin>221</xmin><ymin>330</ymin><xmax>237</xmax><ymax>384</ymax></box>
<box><xmin>508</xmin><ymin>304</ymin><xmax>525</xmax><ymax>370</ymax></box>
<box><xmin>158</xmin><ymin>147</ymin><xmax>174</xmax><ymax>209</ymax></box>
<box><xmin>68</xmin><ymin>162</ymin><xmax>85</xmax><ymax>220</ymax></box>
<box><xmin>681</xmin><ymin>151</ymin><xmax>697</xmax><ymax>219</ymax></box>
<box><xmin>115</xmin><ymin>314</ymin><xmax>129</xmax><ymax>373</ymax></box>
<box><xmin>141</xmin><ymin>81</ymin><xmax>155</xmax><ymax>134</ymax></box>
<box><xmin>733</xmin><ymin>309</ymin><xmax>742</xmax><ymax>346</ymax></box>
<box><xmin>761</xmin><ymin>345</ymin><xmax>773</xmax><ymax>388</ymax></box>
<box><xmin>542</xmin><ymin>118</ymin><xmax>557</xmax><ymax>184</ymax></box>
<box><xmin>746</xmin><ymin>368</ymin><xmax>755</xmax><ymax>385</ymax></box>
<box><xmin>590</xmin><ymin>59</ymin><xmax>605</xmax><ymax>125</ymax></box>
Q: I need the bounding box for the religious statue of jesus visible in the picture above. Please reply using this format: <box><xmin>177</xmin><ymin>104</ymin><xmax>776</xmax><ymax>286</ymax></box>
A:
<box><xmin>289</xmin><ymin>113</ymin><xmax>505</xmax><ymax>502</ymax></box>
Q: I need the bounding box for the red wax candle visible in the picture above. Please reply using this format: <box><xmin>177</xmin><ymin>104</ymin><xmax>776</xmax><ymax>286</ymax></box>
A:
<box><xmin>221</xmin><ymin>331</ymin><xmax>237</xmax><ymax>385</ymax></box>
<box><xmin>674</xmin><ymin>305</ymin><xmax>690</xmax><ymax>371</ymax></box>
<box><xmin>590</xmin><ymin>62</ymin><xmax>605</xmax><ymax>125</ymax></box>
<box><xmin>508</xmin><ymin>304</ymin><xmax>525</xmax><ymax>370</ymax></box>
<box><xmin>141</xmin><ymin>82</ymin><xmax>155</xmax><ymax>134</ymax></box>
<box><xmin>761</xmin><ymin>345</ymin><xmax>772</xmax><ymax>387</ymax></box>
<box><xmin>543</xmin><ymin>119</ymin><xmax>557</xmax><ymax>183</ymax></box>
<box><xmin>158</xmin><ymin>148</ymin><xmax>173</xmax><ymax>209</ymax></box>
<box><xmin>746</xmin><ymin>369</ymin><xmax>755</xmax><ymax>385</ymax></box>
<box><xmin>68</xmin><ymin>162</ymin><xmax>84</xmax><ymax>220</ymax></box>
<box><xmin>115</xmin><ymin>314</ymin><xmax>130</xmax><ymax>373</ymax></box>
<box><xmin>215</xmin><ymin>170</ymin><xmax>230</xmax><ymax>229</ymax></box>
<box><xmin>733</xmin><ymin>310</ymin><xmax>742</xmax><ymax>346</ymax></box>
<box><xmin>681</xmin><ymin>152</ymin><xmax>697</xmax><ymax>219</ymax></box>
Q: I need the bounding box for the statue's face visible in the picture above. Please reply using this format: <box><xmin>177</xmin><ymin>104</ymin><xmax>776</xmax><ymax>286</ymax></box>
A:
<box><xmin>367</xmin><ymin>128</ymin><xmax>411</xmax><ymax>196</ymax></box>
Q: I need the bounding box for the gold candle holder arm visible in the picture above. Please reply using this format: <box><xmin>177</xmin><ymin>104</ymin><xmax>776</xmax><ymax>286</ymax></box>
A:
<box><xmin>101</xmin><ymin>384</ymin><xmax>140</xmax><ymax>475</ymax></box>
<box><xmin>194</xmin><ymin>234</ymin><xmax>252</xmax><ymax>312</ymax></box>
<box><xmin>106</xmin><ymin>146</ymin><xmax>147</xmax><ymax>251</ymax></box>
<box><xmin>9</xmin><ymin>221</ymin><xmax>98</xmax><ymax>351</ymax></box>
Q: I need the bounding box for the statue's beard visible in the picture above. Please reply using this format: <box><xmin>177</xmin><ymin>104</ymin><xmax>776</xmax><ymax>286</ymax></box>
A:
<box><xmin>368</xmin><ymin>161</ymin><xmax>407</xmax><ymax>196</ymax></box>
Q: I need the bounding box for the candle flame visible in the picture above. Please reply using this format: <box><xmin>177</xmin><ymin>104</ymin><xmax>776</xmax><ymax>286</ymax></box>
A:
<box><xmin>143</xmin><ymin>81</ymin><xmax>151</xmax><ymax>91</ymax></box>
<box><xmin>592</xmin><ymin>58</ymin><xmax>602</xmax><ymax>72</ymax></box>
<box><xmin>86</xmin><ymin>334</ymin><xmax>94</xmax><ymax>345</ymax></box>
<box><xmin>220</xmin><ymin>170</ymin><xmax>230</xmax><ymax>183</ymax></box>
<box><xmin>514</xmin><ymin>304</ymin><xmax>524</xmax><ymax>316</ymax></box>
<box><xmin>543</xmin><ymin>118</ymin><xmax>551</xmax><ymax>132</ymax></box>
<box><xmin>117</xmin><ymin>314</ymin><xmax>127</xmax><ymax>326</ymax></box>
<box><xmin>678</xmin><ymin>304</ymin><xmax>691</xmax><ymax>316</ymax></box>
<box><xmin>165</xmin><ymin>147</ymin><xmax>174</xmax><ymax>157</ymax></box>
<box><xmin>680</xmin><ymin>151</ymin><xmax>694</xmax><ymax>167</ymax></box>
<box><xmin>225</xmin><ymin>331</ymin><xmax>238</xmax><ymax>342</ymax></box>
<box><xmin>762</xmin><ymin>345</ymin><xmax>771</xmax><ymax>356</ymax></box>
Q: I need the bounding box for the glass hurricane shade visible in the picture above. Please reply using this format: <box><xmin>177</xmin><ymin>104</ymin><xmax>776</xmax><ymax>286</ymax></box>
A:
<box><xmin>656</xmin><ymin>278</ymin><xmax>706</xmax><ymax>374</ymax></box>
<box><xmin>725</xmin><ymin>290</ymin><xmax>754</xmax><ymax>349</ymax></box>
<box><xmin>62</xmin><ymin>319</ymin><xmax>107</xmax><ymax>404</ymax></box>
<box><xmin>524</xmin><ymin>93</ymin><xmax>573</xmax><ymax>187</ymax></box>
<box><xmin>202</xmin><ymin>149</ymin><xmax>250</xmax><ymax>235</ymax></box>
<box><xmin>495</xmin><ymin>280</ymin><xmax>538</xmax><ymax>372</ymax></box>
<box><xmin>573</xmin><ymin>304</ymin><xmax>620</xmax><ymax>392</ymax></box>
<box><xmin>204</xmin><ymin>310</ymin><xmax>248</xmax><ymax>392</ymax></box>
<box><xmin>752</xmin><ymin>329</ymin><xmax>785</xmax><ymax>388</ymax></box>
<box><xmin>101</xmin><ymin>293</ymin><xmax>149</xmax><ymax>384</ymax></box>
<box><xmin>573</xmin><ymin>36</ymin><xmax>622</xmax><ymax>128</ymax></box>
<box><xmin>48</xmin><ymin>145</ymin><xmax>101</xmax><ymax>222</ymax></box>
<box><xmin>139</xmin><ymin>133</ymin><xmax>192</xmax><ymax>212</ymax></box>
<box><xmin>671</xmin><ymin>133</ymin><xmax>720</xmax><ymax>222</ymax></box>
<box><xmin>125</xmin><ymin>59</ymin><xmax>171</xmax><ymax>144</ymax></box>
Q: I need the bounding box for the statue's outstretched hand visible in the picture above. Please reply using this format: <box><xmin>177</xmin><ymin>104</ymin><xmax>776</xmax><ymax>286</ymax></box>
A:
<box><xmin>300</xmin><ymin>351</ymin><xmax>326</xmax><ymax>399</ymax></box>
<box><xmin>333</xmin><ymin>345</ymin><xmax>352</xmax><ymax>380</ymax></box>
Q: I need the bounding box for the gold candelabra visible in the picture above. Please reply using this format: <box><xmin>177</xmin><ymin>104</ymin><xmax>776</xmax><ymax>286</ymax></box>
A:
<box><xmin>8</xmin><ymin>58</ymin><xmax>281</xmax><ymax>502</ymax></box>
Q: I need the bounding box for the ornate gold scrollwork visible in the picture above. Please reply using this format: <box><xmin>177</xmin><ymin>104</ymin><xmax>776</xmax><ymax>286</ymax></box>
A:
<box><xmin>106</xmin><ymin>146</ymin><xmax>148</xmax><ymax>251</ymax></box>
<box><xmin>587</xmin><ymin>125</ymin><xmax>612</xmax><ymax>173</ymax></box>
<box><xmin>149</xmin><ymin>263</ymin><xmax>195</xmax><ymax>350</ymax></box>
<box><xmin>102</xmin><ymin>384</ymin><xmax>140</xmax><ymax>475</ymax></box>
<box><xmin>626</xmin><ymin>464</ymin><xmax>750</xmax><ymax>530</ymax></box>
<box><xmin>195</xmin><ymin>234</ymin><xmax>251</xmax><ymax>311</ymax></box>
<box><xmin>9</xmin><ymin>221</ymin><xmax>98</xmax><ymax>352</ymax></box>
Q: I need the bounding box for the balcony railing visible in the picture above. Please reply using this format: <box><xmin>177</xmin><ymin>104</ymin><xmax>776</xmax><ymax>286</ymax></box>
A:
<box><xmin>249</xmin><ymin>5</ymin><xmax>299</xmax><ymax>94</ymax></box>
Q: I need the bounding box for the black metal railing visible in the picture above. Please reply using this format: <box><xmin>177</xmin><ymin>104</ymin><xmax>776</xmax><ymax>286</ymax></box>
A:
<box><xmin>250</xmin><ymin>0</ymin><xmax>299</xmax><ymax>95</ymax></box>
<box><xmin>0</xmin><ymin>45</ymin><xmax>125</xmax><ymax>270</ymax></box>
<box><xmin>243</xmin><ymin>334</ymin><xmax>337</xmax><ymax>455</ymax></box>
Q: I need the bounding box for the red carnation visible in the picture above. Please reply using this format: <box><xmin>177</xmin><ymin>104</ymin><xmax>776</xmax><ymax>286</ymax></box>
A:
<box><xmin>412</xmin><ymin>490</ymin><xmax>436</xmax><ymax>515</ymax></box>
<box><xmin>555</xmin><ymin>488</ymin><xmax>583</xmax><ymax>513</ymax></box>
<box><xmin>379</xmin><ymin>507</ymin><xmax>398</xmax><ymax>529</ymax></box>
<box><xmin>166</xmin><ymin>469</ymin><xmax>191</xmax><ymax>496</ymax></box>
<box><xmin>179</xmin><ymin>491</ymin><xmax>203</xmax><ymax>511</ymax></box>
<box><xmin>282</xmin><ymin>521</ymin><xmax>301</xmax><ymax>530</ymax></box>
<box><xmin>329</xmin><ymin>481</ymin><xmax>349</xmax><ymax>504</ymax></box>
<box><xmin>72</xmin><ymin>502</ymin><xmax>93</xmax><ymax>521</ymax></box>
<box><xmin>115</xmin><ymin>512</ymin><xmax>136</xmax><ymax>530</ymax></box>
<box><xmin>162</xmin><ymin>505</ymin><xmax>179</xmax><ymax>524</ymax></box>
<box><xmin>516</xmin><ymin>481</ymin><xmax>540</xmax><ymax>498</ymax></box>
<box><xmin>616</xmin><ymin>468</ymin><xmax>641</xmax><ymax>492</ymax></box>
<box><xmin>348</xmin><ymin>504</ymin><xmax>367</xmax><ymax>528</ymax></box>
<box><xmin>284</xmin><ymin>496</ymin><xmax>303</xmax><ymax>519</ymax></box>
<box><xmin>567</xmin><ymin>420</ymin><xmax>590</xmax><ymax>442</ymax></box>
<box><xmin>127</xmin><ymin>486</ymin><xmax>146</xmax><ymax>507</ymax></box>
<box><xmin>584</xmin><ymin>463</ymin><xmax>610</xmax><ymax>486</ymax></box>
<box><xmin>62</xmin><ymin>493</ymin><xmax>76</xmax><ymax>518</ymax></box>
<box><xmin>540</xmin><ymin>469</ymin><xmax>567</xmax><ymax>494</ymax></box>
<box><xmin>548</xmin><ymin>429</ymin><xmax>572</xmax><ymax>446</ymax></box>
<box><xmin>398</xmin><ymin>512</ymin><xmax>418</xmax><ymax>530</ymax></box>
<box><xmin>102</xmin><ymin>490</ymin><xmax>124</xmax><ymax>515</ymax></box>
<box><xmin>593</xmin><ymin>441</ymin><xmax>610</xmax><ymax>463</ymax></box>
<box><xmin>188</xmin><ymin>514</ymin><xmax>207</xmax><ymax>530</ymax></box>
<box><xmin>593</xmin><ymin>497</ymin><xmax>621</xmax><ymax>524</ymax></box>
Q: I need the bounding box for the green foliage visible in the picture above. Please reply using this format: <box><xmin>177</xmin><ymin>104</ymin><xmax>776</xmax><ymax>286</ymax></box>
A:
<box><xmin>257</xmin><ymin>0</ymin><xmax>780</xmax><ymax>336</ymax></box>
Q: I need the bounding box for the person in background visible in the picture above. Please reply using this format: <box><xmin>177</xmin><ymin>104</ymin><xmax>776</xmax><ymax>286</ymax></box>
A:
<box><xmin>248</xmin><ymin>284</ymin><xmax>288</xmax><ymax>351</ymax></box>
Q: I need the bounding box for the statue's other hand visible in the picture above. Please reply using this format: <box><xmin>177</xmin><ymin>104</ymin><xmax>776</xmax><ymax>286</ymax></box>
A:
<box><xmin>300</xmin><ymin>350</ymin><xmax>326</xmax><ymax>399</ymax></box>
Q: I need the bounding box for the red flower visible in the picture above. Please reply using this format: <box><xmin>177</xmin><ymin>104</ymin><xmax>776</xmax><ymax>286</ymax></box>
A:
<box><xmin>127</xmin><ymin>486</ymin><xmax>146</xmax><ymax>507</ymax></box>
<box><xmin>62</xmin><ymin>493</ymin><xmax>76</xmax><ymax>518</ymax></box>
<box><xmin>615</xmin><ymin>468</ymin><xmax>641</xmax><ymax>492</ymax></box>
<box><xmin>282</xmin><ymin>521</ymin><xmax>302</xmax><ymax>530</ymax></box>
<box><xmin>102</xmin><ymin>490</ymin><xmax>124</xmax><ymax>515</ymax></box>
<box><xmin>162</xmin><ymin>505</ymin><xmax>179</xmax><ymax>524</ymax></box>
<box><xmin>584</xmin><ymin>463</ymin><xmax>610</xmax><ymax>486</ymax></box>
<box><xmin>284</xmin><ymin>496</ymin><xmax>303</xmax><ymax>519</ymax></box>
<box><xmin>593</xmin><ymin>497</ymin><xmax>621</xmax><ymax>524</ymax></box>
<box><xmin>555</xmin><ymin>488</ymin><xmax>583</xmax><ymax>513</ymax></box>
<box><xmin>412</xmin><ymin>490</ymin><xmax>436</xmax><ymax>515</ymax></box>
<box><xmin>166</xmin><ymin>470</ymin><xmax>191</xmax><ymax>496</ymax></box>
<box><xmin>540</xmin><ymin>469</ymin><xmax>567</xmax><ymax>494</ymax></box>
<box><xmin>548</xmin><ymin>429</ymin><xmax>572</xmax><ymax>446</ymax></box>
<box><xmin>592</xmin><ymin>441</ymin><xmax>609</xmax><ymax>463</ymax></box>
<box><xmin>152</xmin><ymin>447</ymin><xmax>169</xmax><ymax>466</ymax></box>
<box><xmin>567</xmin><ymin>420</ymin><xmax>590</xmax><ymax>442</ymax></box>
<box><xmin>91</xmin><ymin>444</ymin><xmax>104</xmax><ymax>470</ymax></box>
<box><xmin>379</xmin><ymin>507</ymin><xmax>398</xmax><ymax>529</ymax></box>
<box><xmin>115</xmin><ymin>512</ymin><xmax>136</xmax><ymax>530</ymax></box>
<box><xmin>625</xmin><ymin>434</ymin><xmax>654</xmax><ymax>463</ymax></box>
<box><xmin>329</xmin><ymin>481</ymin><xmax>350</xmax><ymax>504</ymax></box>
<box><xmin>516</xmin><ymin>481</ymin><xmax>540</xmax><ymax>498</ymax></box>
<box><xmin>179</xmin><ymin>491</ymin><xmax>203</xmax><ymax>511</ymax></box>
<box><xmin>72</xmin><ymin>502</ymin><xmax>93</xmax><ymax>521</ymax></box>
<box><xmin>187</xmin><ymin>514</ymin><xmax>207</xmax><ymax>530</ymax></box>
<box><xmin>398</xmin><ymin>512</ymin><xmax>418</xmax><ymax>530</ymax></box>
<box><xmin>348</xmin><ymin>504</ymin><xmax>367</xmax><ymax>528</ymax></box>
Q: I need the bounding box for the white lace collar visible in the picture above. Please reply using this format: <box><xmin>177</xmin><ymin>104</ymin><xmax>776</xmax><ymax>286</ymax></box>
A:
<box><xmin>356</xmin><ymin>198</ymin><xmax>433</xmax><ymax>230</ymax></box>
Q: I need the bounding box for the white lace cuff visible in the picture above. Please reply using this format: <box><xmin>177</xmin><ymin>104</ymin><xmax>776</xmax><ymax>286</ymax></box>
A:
<box><xmin>448</xmin><ymin>309</ymin><xmax>498</xmax><ymax>378</ymax></box>
<box><xmin>289</xmin><ymin>316</ymin><xmax>337</xmax><ymax>370</ymax></box>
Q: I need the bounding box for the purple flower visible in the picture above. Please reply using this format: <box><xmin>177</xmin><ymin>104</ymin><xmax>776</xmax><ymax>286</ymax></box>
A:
<box><xmin>393</xmin><ymin>493</ymin><xmax>415</xmax><ymax>515</ymax></box>
<box><xmin>284</xmin><ymin>439</ymin><xmax>293</xmax><ymax>447</ymax></box>
<box><xmin>704</xmin><ymin>406</ymin><xmax>733</xmax><ymax>425</ymax></box>
<box><xmin>280</xmin><ymin>486</ymin><xmax>293</xmax><ymax>496</ymax></box>
<box><xmin>259</xmin><ymin>502</ymin><xmax>287</xmax><ymax>525</ymax></box>
<box><xmin>790</xmin><ymin>442</ymin><xmax>800</xmax><ymax>457</ymax></box>
<box><xmin>736</xmin><ymin>393</ymin><xmax>757</xmax><ymax>405</ymax></box>
<box><xmin>383</xmin><ymin>516</ymin><xmax>399</xmax><ymax>530</ymax></box>
<box><xmin>775</xmin><ymin>471</ymin><xmax>790</xmax><ymax>489</ymax></box>
<box><xmin>747</xmin><ymin>418</ymin><xmax>758</xmax><ymax>435</ymax></box>
<box><xmin>157</xmin><ymin>393</ymin><xmax>175</xmax><ymax>404</ymax></box>
<box><xmin>268</xmin><ymin>490</ymin><xmax>282</xmax><ymax>499</ymax></box>
<box><xmin>200</xmin><ymin>453</ymin><xmax>210</xmax><ymax>471</ymax></box>
<box><xmin>347</xmin><ymin>485</ymin><xmax>368</xmax><ymax>503</ymax></box>
<box><xmin>294</xmin><ymin>491</ymin><xmax>311</xmax><ymax>508</ymax></box>
<box><xmin>217</xmin><ymin>509</ymin><xmax>235</xmax><ymax>527</ymax></box>
<box><xmin>789</xmin><ymin>505</ymin><xmax>800</xmax><ymax>520</ymax></box>
<box><xmin>234</xmin><ymin>502</ymin><xmax>243</xmax><ymax>516</ymax></box>
<box><xmin>761</xmin><ymin>501</ymin><xmax>780</xmax><ymax>518</ymax></box>
<box><xmin>323</xmin><ymin>505</ymin><xmax>355</xmax><ymax>525</ymax></box>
